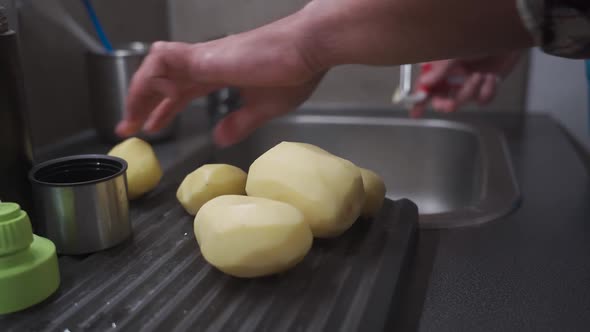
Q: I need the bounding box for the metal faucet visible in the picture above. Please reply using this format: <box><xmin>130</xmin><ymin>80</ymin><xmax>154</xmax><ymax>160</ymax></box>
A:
<box><xmin>207</xmin><ymin>87</ymin><xmax>242</xmax><ymax>127</ymax></box>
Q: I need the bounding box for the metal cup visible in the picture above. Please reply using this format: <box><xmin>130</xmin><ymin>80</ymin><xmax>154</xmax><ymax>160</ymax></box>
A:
<box><xmin>86</xmin><ymin>42</ymin><xmax>178</xmax><ymax>143</ymax></box>
<box><xmin>29</xmin><ymin>155</ymin><xmax>131</xmax><ymax>255</ymax></box>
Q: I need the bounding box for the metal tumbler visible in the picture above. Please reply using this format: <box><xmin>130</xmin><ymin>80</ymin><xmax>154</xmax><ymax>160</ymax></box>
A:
<box><xmin>29</xmin><ymin>155</ymin><xmax>131</xmax><ymax>255</ymax></box>
<box><xmin>86</xmin><ymin>42</ymin><xmax>177</xmax><ymax>143</ymax></box>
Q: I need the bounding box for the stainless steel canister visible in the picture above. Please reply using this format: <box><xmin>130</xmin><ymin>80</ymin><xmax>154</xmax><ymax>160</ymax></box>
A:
<box><xmin>29</xmin><ymin>155</ymin><xmax>130</xmax><ymax>255</ymax></box>
<box><xmin>86</xmin><ymin>42</ymin><xmax>178</xmax><ymax>143</ymax></box>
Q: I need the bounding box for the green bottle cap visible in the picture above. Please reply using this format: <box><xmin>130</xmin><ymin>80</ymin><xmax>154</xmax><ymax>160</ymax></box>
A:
<box><xmin>0</xmin><ymin>202</ymin><xmax>34</xmax><ymax>256</ymax></box>
<box><xmin>0</xmin><ymin>203</ymin><xmax>60</xmax><ymax>315</ymax></box>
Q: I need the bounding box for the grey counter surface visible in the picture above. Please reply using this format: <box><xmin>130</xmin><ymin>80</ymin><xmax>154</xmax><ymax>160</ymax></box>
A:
<box><xmin>390</xmin><ymin>113</ymin><xmax>590</xmax><ymax>332</ymax></box>
<box><xmin>33</xmin><ymin>110</ymin><xmax>590</xmax><ymax>331</ymax></box>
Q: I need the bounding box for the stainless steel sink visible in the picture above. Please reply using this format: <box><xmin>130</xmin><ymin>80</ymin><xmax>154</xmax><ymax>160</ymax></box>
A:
<box><xmin>214</xmin><ymin>113</ymin><xmax>520</xmax><ymax>228</ymax></box>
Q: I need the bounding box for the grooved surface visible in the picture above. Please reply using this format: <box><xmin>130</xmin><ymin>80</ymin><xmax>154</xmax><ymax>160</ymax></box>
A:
<box><xmin>0</xmin><ymin>155</ymin><xmax>418</xmax><ymax>332</ymax></box>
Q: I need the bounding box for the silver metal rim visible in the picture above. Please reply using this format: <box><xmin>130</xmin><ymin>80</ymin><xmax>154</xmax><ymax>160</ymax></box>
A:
<box><xmin>29</xmin><ymin>154</ymin><xmax>128</xmax><ymax>187</ymax></box>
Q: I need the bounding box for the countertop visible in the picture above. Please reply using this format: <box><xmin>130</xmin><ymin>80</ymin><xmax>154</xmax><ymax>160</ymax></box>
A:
<box><xmin>33</xmin><ymin>110</ymin><xmax>590</xmax><ymax>331</ymax></box>
<box><xmin>390</xmin><ymin>113</ymin><xmax>590</xmax><ymax>332</ymax></box>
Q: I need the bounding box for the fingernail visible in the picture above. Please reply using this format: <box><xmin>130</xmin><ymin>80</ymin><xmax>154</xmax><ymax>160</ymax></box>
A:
<box><xmin>117</xmin><ymin>120</ymin><xmax>144</xmax><ymax>137</ymax></box>
<box><xmin>115</xmin><ymin>123</ymin><xmax>129</xmax><ymax>137</ymax></box>
<box><xmin>142</xmin><ymin>121</ymin><xmax>155</xmax><ymax>133</ymax></box>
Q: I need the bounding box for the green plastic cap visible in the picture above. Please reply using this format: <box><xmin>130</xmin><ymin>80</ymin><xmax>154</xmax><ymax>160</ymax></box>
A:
<box><xmin>0</xmin><ymin>202</ymin><xmax>34</xmax><ymax>256</ymax></box>
<box><xmin>0</xmin><ymin>202</ymin><xmax>60</xmax><ymax>315</ymax></box>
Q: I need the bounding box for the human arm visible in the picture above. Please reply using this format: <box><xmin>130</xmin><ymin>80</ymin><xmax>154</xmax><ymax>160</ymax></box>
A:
<box><xmin>118</xmin><ymin>0</ymin><xmax>536</xmax><ymax>146</ymax></box>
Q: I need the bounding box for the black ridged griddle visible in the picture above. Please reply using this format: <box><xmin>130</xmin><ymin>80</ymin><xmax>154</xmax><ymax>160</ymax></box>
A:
<box><xmin>1</xmin><ymin>154</ymin><xmax>418</xmax><ymax>332</ymax></box>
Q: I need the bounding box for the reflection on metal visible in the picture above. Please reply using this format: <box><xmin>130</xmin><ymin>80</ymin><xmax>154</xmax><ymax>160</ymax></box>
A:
<box><xmin>215</xmin><ymin>114</ymin><xmax>521</xmax><ymax>229</ymax></box>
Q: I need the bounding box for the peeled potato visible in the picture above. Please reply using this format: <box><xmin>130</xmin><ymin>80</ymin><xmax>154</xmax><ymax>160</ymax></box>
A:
<box><xmin>359</xmin><ymin>168</ymin><xmax>386</xmax><ymax>218</ymax></box>
<box><xmin>195</xmin><ymin>195</ymin><xmax>313</xmax><ymax>278</ymax></box>
<box><xmin>108</xmin><ymin>137</ymin><xmax>163</xmax><ymax>200</ymax></box>
<box><xmin>177</xmin><ymin>164</ymin><xmax>247</xmax><ymax>215</ymax></box>
<box><xmin>246</xmin><ymin>141</ymin><xmax>365</xmax><ymax>238</ymax></box>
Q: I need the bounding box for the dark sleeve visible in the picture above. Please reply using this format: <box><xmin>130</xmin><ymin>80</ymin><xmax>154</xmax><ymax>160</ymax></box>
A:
<box><xmin>517</xmin><ymin>0</ymin><xmax>590</xmax><ymax>58</ymax></box>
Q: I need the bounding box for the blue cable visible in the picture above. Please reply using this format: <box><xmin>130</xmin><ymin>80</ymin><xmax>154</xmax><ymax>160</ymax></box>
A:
<box><xmin>81</xmin><ymin>0</ymin><xmax>113</xmax><ymax>52</ymax></box>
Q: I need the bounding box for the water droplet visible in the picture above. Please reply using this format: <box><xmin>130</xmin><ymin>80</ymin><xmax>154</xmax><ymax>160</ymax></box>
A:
<box><xmin>112</xmin><ymin>322</ymin><xmax>117</xmax><ymax>328</ymax></box>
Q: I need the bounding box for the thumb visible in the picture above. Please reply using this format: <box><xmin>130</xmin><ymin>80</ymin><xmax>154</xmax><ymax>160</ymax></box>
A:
<box><xmin>212</xmin><ymin>106</ymin><xmax>279</xmax><ymax>147</ymax></box>
<box><xmin>418</xmin><ymin>60</ymin><xmax>456</xmax><ymax>88</ymax></box>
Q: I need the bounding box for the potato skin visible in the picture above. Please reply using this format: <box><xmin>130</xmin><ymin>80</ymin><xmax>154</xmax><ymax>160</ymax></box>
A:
<box><xmin>108</xmin><ymin>137</ymin><xmax>163</xmax><ymax>200</ymax></box>
<box><xmin>194</xmin><ymin>195</ymin><xmax>313</xmax><ymax>278</ymax></box>
<box><xmin>359</xmin><ymin>168</ymin><xmax>387</xmax><ymax>218</ymax></box>
<box><xmin>246</xmin><ymin>142</ymin><xmax>365</xmax><ymax>238</ymax></box>
<box><xmin>177</xmin><ymin>164</ymin><xmax>247</xmax><ymax>215</ymax></box>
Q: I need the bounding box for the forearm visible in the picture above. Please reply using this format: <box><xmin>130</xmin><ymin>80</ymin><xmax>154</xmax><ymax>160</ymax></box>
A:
<box><xmin>294</xmin><ymin>0</ymin><xmax>534</xmax><ymax>70</ymax></box>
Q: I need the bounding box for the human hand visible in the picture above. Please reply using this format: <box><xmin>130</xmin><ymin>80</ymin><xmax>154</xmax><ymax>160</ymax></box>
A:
<box><xmin>409</xmin><ymin>52</ymin><xmax>522</xmax><ymax>118</ymax></box>
<box><xmin>116</xmin><ymin>12</ymin><xmax>322</xmax><ymax>147</ymax></box>
<box><xmin>117</xmin><ymin>0</ymin><xmax>532</xmax><ymax>146</ymax></box>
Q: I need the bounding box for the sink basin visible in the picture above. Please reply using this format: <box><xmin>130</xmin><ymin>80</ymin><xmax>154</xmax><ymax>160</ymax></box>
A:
<box><xmin>214</xmin><ymin>113</ymin><xmax>520</xmax><ymax>228</ymax></box>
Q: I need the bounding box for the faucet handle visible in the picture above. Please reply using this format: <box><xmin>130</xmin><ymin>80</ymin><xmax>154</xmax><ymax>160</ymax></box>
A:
<box><xmin>207</xmin><ymin>87</ymin><xmax>242</xmax><ymax>126</ymax></box>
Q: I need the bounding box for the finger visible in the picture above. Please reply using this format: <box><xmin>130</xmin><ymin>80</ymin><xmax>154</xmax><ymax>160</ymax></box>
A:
<box><xmin>129</xmin><ymin>47</ymin><xmax>188</xmax><ymax>101</ymax></box>
<box><xmin>118</xmin><ymin>87</ymin><xmax>165</xmax><ymax>137</ymax></box>
<box><xmin>119</xmin><ymin>42</ymin><xmax>197</xmax><ymax>137</ymax></box>
<box><xmin>143</xmin><ymin>82</ymin><xmax>225</xmax><ymax>133</ymax></box>
<box><xmin>478</xmin><ymin>74</ymin><xmax>498</xmax><ymax>105</ymax></box>
<box><xmin>119</xmin><ymin>67</ymin><xmax>172</xmax><ymax>137</ymax></box>
<box><xmin>116</xmin><ymin>92</ymin><xmax>160</xmax><ymax>137</ymax></box>
<box><xmin>409</xmin><ymin>100</ymin><xmax>428</xmax><ymax>118</ymax></box>
<box><xmin>419</xmin><ymin>60</ymin><xmax>455</xmax><ymax>87</ymax></box>
<box><xmin>142</xmin><ymin>96</ymin><xmax>190</xmax><ymax>134</ymax></box>
<box><xmin>431</xmin><ymin>97</ymin><xmax>457</xmax><ymax>113</ymax></box>
<box><xmin>454</xmin><ymin>73</ymin><xmax>484</xmax><ymax>107</ymax></box>
<box><xmin>213</xmin><ymin>106</ymin><xmax>281</xmax><ymax>147</ymax></box>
